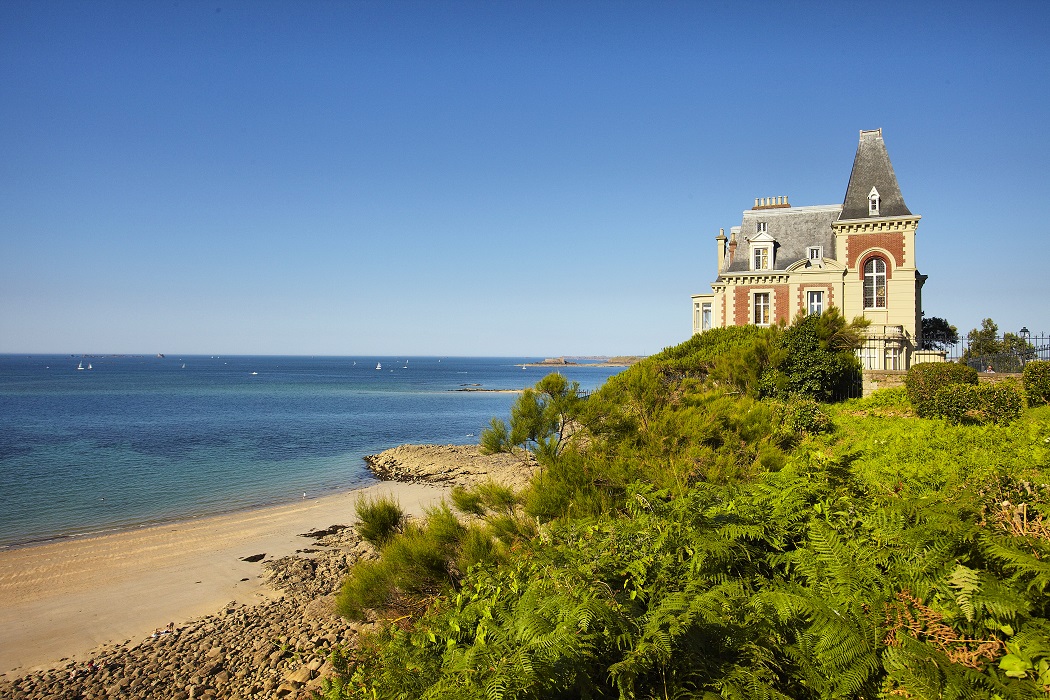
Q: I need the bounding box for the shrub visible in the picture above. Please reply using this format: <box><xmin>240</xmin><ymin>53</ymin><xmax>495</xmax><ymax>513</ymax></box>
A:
<box><xmin>931</xmin><ymin>384</ymin><xmax>983</xmax><ymax>424</ymax></box>
<box><xmin>905</xmin><ymin>363</ymin><xmax>978</xmax><ymax>417</ymax></box>
<box><xmin>354</xmin><ymin>494</ymin><xmax>405</xmax><ymax>548</ymax></box>
<box><xmin>785</xmin><ymin>396</ymin><xmax>832</xmax><ymax>435</ymax></box>
<box><xmin>932</xmin><ymin>381</ymin><xmax>1024</xmax><ymax>425</ymax></box>
<box><xmin>456</xmin><ymin>526</ymin><xmax>502</xmax><ymax>573</ymax></box>
<box><xmin>1023</xmin><ymin>360</ymin><xmax>1050</xmax><ymax>407</ymax></box>
<box><xmin>450</xmin><ymin>486</ymin><xmax>485</xmax><ymax>516</ymax></box>
<box><xmin>979</xmin><ymin>381</ymin><xmax>1025</xmax><ymax>424</ymax></box>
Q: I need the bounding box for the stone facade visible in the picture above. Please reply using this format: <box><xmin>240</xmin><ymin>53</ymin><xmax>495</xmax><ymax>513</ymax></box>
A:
<box><xmin>691</xmin><ymin>129</ymin><xmax>929</xmax><ymax>370</ymax></box>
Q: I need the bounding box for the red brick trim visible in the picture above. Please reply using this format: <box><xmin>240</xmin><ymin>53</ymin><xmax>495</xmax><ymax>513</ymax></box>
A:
<box><xmin>846</xmin><ymin>232</ymin><xmax>905</xmax><ymax>269</ymax></box>
<box><xmin>772</xmin><ymin>284</ymin><xmax>790</xmax><ymax>325</ymax></box>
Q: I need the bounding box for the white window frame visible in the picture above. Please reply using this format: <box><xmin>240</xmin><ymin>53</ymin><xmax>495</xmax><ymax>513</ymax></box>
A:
<box><xmin>868</xmin><ymin>186</ymin><xmax>881</xmax><ymax>215</ymax></box>
<box><xmin>863</xmin><ymin>257</ymin><xmax>887</xmax><ymax>309</ymax></box>
<box><xmin>701</xmin><ymin>303</ymin><xmax>712</xmax><ymax>330</ymax></box>
<box><xmin>757</xmin><ymin>222</ymin><xmax>767</xmax><ymax>233</ymax></box>
<box><xmin>807</xmin><ymin>246</ymin><xmax>823</xmax><ymax>261</ymax></box>
<box><xmin>807</xmin><ymin>290</ymin><xmax>824</xmax><ymax>316</ymax></box>
<box><xmin>753</xmin><ymin>292</ymin><xmax>770</xmax><ymax>326</ymax></box>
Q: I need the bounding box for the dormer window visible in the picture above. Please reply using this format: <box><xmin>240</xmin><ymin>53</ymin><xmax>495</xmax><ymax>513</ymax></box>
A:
<box><xmin>757</xmin><ymin>222</ymin><xmax>767</xmax><ymax>233</ymax></box>
<box><xmin>753</xmin><ymin>246</ymin><xmax>770</xmax><ymax>270</ymax></box>
<box><xmin>868</xmin><ymin>186</ymin><xmax>881</xmax><ymax>215</ymax></box>
<box><xmin>807</xmin><ymin>246</ymin><xmax>823</xmax><ymax>261</ymax></box>
<box><xmin>748</xmin><ymin>228</ymin><xmax>776</xmax><ymax>271</ymax></box>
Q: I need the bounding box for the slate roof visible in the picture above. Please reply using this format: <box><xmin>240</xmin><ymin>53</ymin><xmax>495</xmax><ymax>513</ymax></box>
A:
<box><xmin>839</xmin><ymin>129</ymin><xmax>911</xmax><ymax>220</ymax></box>
<box><xmin>723</xmin><ymin>204</ymin><xmax>842</xmax><ymax>274</ymax></box>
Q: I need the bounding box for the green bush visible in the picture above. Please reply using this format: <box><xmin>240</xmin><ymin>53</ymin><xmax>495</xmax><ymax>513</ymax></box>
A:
<box><xmin>785</xmin><ymin>396</ymin><xmax>832</xmax><ymax>434</ymax></box>
<box><xmin>354</xmin><ymin>494</ymin><xmax>405</xmax><ymax>548</ymax></box>
<box><xmin>931</xmin><ymin>384</ymin><xmax>983</xmax><ymax>424</ymax></box>
<box><xmin>905</xmin><ymin>363</ymin><xmax>978</xmax><ymax>417</ymax></box>
<box><xmin>980</xmin><ymin>381</ymin><xmax>1025</xmax><ymax>424</ymax></box>
<box><xmin>931</xmin><ymin>381</ymin><xmax>1024</xmax><ymax>425</ymax></box>
<box><xmin>1023</xmin><ymin>360</ymin><xmax>1050</xmax><ymax>406</ymax></box>
<box><xmin>449</xmin><ymin>486</ymin><xmax>485</xmax><ymax>516</ymax></box>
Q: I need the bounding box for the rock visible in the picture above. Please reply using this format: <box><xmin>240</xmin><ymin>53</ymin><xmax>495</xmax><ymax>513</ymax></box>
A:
<box><xmin>284</xmin><ymin>666</ymin><xmax>314</xmax><ymax>685</ymax></box>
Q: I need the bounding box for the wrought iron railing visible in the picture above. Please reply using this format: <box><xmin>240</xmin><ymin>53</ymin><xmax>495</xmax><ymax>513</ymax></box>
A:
<box><xmin>923</xmin><ymin>333</ymin><xmax>1049</xmax><ymax>373</ymax></box>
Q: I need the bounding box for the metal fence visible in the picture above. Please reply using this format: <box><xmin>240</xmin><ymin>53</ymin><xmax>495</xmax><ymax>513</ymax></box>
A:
<box><xmin>925</xmin><ymin>333</ymin><xmax>1050</xmax><ymax>373</ymax></box>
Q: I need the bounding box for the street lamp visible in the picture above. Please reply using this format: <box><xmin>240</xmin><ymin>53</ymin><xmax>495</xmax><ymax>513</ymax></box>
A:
<box><xmin>1020</xmin><ymin>327</ymin><xmax>1031</xmax><ymax>367</ymax></box>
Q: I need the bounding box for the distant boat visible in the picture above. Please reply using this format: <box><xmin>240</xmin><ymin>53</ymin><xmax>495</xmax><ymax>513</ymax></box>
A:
<box><xmin>250</xmin><ymin>371</ymin><xmax>258</xmax><ymax>376</ymax></box>
<box><xmin>522</xmin><ymin>364</ymin><xmax>527</xmax><ymax>370</ymax></box>
<box><xmin>181</xmin><ymin>364</ymin><xmax>186</xmax><ymax>369</ymax></box>
<box><xmin>77</xmin><ymin>361</ymin><xmax>84</xmax><ymax>370</ymax></box>
<box><xmin>87</xmin><ymin>363</ymin><xmax>92</xmax><ymax>370</ymax></box>
<box><xmin>376</xmin><ymin>362</ymin><xmax>381</xmax><ymax>370</ymax></box>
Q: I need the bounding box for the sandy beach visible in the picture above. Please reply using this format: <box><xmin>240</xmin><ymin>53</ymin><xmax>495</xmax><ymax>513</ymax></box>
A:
<box><xmin>0</xmin><ymin>480</ymin><xmax>447</xmax><ymax>677</ymax></box>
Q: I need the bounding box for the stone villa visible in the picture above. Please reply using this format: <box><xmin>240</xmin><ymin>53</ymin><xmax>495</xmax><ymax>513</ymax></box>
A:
<box><xmin>691</xmin><ymin>129</ymin><xmax>940</xmax><ymax>370</ymax></box>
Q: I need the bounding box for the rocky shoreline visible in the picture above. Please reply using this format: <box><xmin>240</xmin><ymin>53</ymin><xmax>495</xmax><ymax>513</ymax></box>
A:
<box><xmin>364</xmin><ymin>443</ymin><xmax>538</xmax><ymax>490</ymax></box>
<box><xmin>0</xmin><ymin>526</ymin><xmax>376</xmax><ymax>700</ymax></box>
<box><xmin>0</xmin><ymin>445</ymin><xmax>533</xmax><ymax>700</ymax></box>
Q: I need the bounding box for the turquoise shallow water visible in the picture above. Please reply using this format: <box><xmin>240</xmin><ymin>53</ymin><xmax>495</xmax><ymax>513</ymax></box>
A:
<box><xmin>0</xmin><ymin>355</ymin><xmax>623</xmax><ymax>549</ymax></box>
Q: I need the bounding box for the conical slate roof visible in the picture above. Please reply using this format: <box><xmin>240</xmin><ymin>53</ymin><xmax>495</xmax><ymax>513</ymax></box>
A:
<box><xmin>839</xmin><ymin>129</ymin><xmax>911</xmax><ymax>220</ymax></box>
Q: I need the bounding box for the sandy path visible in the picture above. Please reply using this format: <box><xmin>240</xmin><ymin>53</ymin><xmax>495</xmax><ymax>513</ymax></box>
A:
<box><xmin>0</xmin><ymin>481</ymin><xmax>447</xmax><ymax>676</ymax></box>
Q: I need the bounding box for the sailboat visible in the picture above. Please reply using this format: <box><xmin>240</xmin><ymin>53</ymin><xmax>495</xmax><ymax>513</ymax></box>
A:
<box><xmin>376</xmin><ymin>362</ymin><xmax>382</xmax><ymax>370</ymax></box>
<box><xmin>77</xmin><ymin>361</ymin><xmax>84</xmax><ymax>370</ymax></box>
<box><xmin>87</xmin><ymin>363</ymin><xmax>93</xmax><ymax>370</ymax></box>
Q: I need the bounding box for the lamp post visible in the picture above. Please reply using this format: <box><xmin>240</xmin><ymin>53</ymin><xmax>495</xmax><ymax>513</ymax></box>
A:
<box><xmin>1020</xmin><ymin>327</ymin><xmax>1031</xmax><ymax>367</ymax></box>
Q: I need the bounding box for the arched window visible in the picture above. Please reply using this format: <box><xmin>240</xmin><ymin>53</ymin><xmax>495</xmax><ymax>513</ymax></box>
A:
<box><xmin>864</xmin><ymin>257</ymin><xmax>887</xmax><ymax>308</ymax></box>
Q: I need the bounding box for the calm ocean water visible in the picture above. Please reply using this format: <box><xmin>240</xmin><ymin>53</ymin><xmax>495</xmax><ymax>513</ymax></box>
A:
<box><xmin>0</xmin><ymin>355</ymin><xmax>623</xmax><ymax>549</ymax></box>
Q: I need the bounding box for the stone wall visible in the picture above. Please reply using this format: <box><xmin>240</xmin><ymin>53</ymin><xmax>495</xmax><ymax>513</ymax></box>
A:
<box><xmin>861</xmin><ymin>369</ymin><xmax>1022</xmax><ymax>397</ymax></box>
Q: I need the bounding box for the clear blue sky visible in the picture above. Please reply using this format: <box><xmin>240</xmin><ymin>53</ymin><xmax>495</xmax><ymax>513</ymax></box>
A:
<box><xmin>2</xmin><ymin>1</ymin><xmax>1047</xmax><ymax>356</ymax></box>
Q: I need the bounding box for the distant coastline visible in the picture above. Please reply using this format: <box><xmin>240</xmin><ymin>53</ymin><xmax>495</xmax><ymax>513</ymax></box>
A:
<box><xmin>524</xmin><ymin>355</ymin><xmax>645</xmax><ymax>368</ymax></box>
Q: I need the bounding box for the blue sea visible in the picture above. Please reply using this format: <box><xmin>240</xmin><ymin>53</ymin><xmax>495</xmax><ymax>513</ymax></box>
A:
<box><xmin>0</xmin><ymin>355</ymin><xmax>624</xmax><ymax>549</ymax></box>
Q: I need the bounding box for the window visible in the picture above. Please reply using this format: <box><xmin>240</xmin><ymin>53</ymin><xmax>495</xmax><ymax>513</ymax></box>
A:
<box><xmin>868</xmin><ymin>186</ymin><xmax>880</xmax><ymax>215</ymax></box>
<box><xmin>753</xmin><ymin>293</ymin><xmax>770</xmax><ymax>325</ymax></box>
<box><xmin>757</xmin><ymin>222</ymin><xmax>767</xmax><ymax>233</ymax></box>
<box><xmin>807</xmin><ymin>246</ymin><xmax>823</xmax><ymax>261</ymax></box>
<box><xmin>753</xmin><ymin>247</ymin><xmax>769</xmax><ymax>270</ymax></box>
<box><xmin>885</xmin><ymin>346</ymin><xmax>901</xmax><ymax>371</ymax></box>
<box><xmin>863</xmin><ymin>257</ymin><xmax>887</xmax><ymax>308</ymax></box>
<box><xmin>807</xmin><ymin>290</ymin><xmax>824</xmax><ymax>315</ymax></box>
<box><xmin>701</xmin><ymin>303</ymin><xmax>712</xmax><ymax>330</ymax></box>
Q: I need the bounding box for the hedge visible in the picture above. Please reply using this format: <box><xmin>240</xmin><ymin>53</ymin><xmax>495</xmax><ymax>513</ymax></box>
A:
<box><xmin>931</xmin><ymin>381</ymin><xmax>1024</xmax><ymax>425</ymax></box>
<box><xmin>1023</xmin><ymin>360</ymin><xmax>1050</xmax><ymax>407</ymax></box>
<box><xmin>905</xmin><ymin>363</ymin><xmax>978</xmax><ymax>418</ymax></box>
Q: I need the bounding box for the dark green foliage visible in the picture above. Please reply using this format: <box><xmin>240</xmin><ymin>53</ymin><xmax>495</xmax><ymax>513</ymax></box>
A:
<box><xmin>763</xmin><ymin>310</ymin><xmax>864</xmax><ymax>401</ymax></box>
<box><xmin>921</xmin><ymin>315</ymin><xmax>960</xmax><ymax>350</ymax></box>
<box><xmin>354</xmin><ymin>494</ymin><xmax>405</xmax><ymax>548</ymax></box>
<box><xmin>905</xmin><ymin>362</ymin><xmax>979</xmax><ymax>417</ymax></box>
<box><xmin>1023</xmin><ymin>360</ymin><xmax>1050</xmax><ymax>407</ymax></box>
